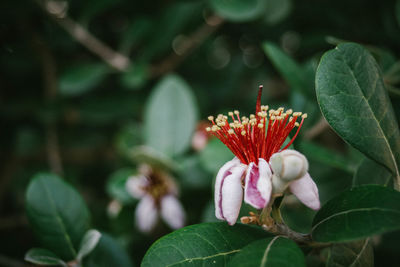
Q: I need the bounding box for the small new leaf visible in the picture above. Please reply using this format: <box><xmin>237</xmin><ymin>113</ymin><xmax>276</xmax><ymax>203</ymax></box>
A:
<box><xmin>25</xmin><ymin>248</ymin><xmax>68</xmax><ymax>267</ymax></box>
<box><xmin>77</xmin><ymin>229</ymin><xmax>102</xmax><ymax>262</ymax></box>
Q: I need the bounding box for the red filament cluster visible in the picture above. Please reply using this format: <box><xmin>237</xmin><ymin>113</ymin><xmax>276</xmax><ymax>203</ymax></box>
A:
<box><xmin>206</xmin><ymin>86</ymin><xmax>307</xmax><ymax>165</ymax></box>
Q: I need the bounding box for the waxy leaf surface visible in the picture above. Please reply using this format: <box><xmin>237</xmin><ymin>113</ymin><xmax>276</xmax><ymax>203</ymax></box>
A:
<box><xmin>326</xmin><ymin>239</ymin><xmax>373</xmax><ymax>267</ymax></box>
<box><xmin>315</xmin><ymin>43</ymin><xmax>400</xmax><ymax>183</ymax></box>
<box><xmin>141</xmin><ymin>222</ymin><xmax>270</xmax><ymax>267</ymax></box>
<box><xmin>26</xmin><ymin>173</ymin><xmax>90</xmax><ymax>260</ymax></box>
<box><xmin>312</xmin><ymin>185</ymin><xmax>400</xmax><ymax>242</ymax></box>
<box><xmin>228</xmin><ymin>236</ymin><xmax>306</xmax><ymax>267</ymax></box>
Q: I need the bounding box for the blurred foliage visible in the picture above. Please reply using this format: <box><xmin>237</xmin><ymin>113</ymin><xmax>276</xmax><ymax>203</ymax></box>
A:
<box><xmin>1</xmin><ymin>0</ymin><xmax>400</xmax><ymax>266</ymax></box>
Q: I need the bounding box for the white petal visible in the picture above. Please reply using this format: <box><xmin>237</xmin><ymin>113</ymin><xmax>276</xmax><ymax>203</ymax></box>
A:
<box><xmin>221</xmin><ymin>165</ymin><xmax>246</xmax><ymax>225</ymax></box>
<box><xmin>126</xmin><ymin>175</ymin><xmax>148</xmax><ymax>199</ymax></box>
<box><xmin>214</xmin><ymin>157</ymin><xmax>242</xmax><ymax>220</ymax></box>
<box><xmin>135</xmin><ymin>195</ymin><xmax>158</xmax><ymax>233</ymax></box>
<box><xmin>270</xmin><ymin>150</ymin><xmax>308</xmax><ymax>181</ymax></box>
<box><xmin>257</xmin><ymin>158</ymin><xmax>273</xmax><ymax>202</ymax></box>
<box><xmin>289</xmin><ymin>173</ymin><xmax>320</xmax><ymax>210</ymax></box>
<box><xmin>160</xmin><ymin>195</ymin><xmax>185</xmax><ymax>229</ymax></box>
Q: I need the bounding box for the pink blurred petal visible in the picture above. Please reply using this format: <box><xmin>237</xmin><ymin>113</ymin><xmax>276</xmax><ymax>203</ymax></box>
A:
<box><xmin>126</xmin><ymin>175</ymin><xmax>148</xmax><ymax>199</ymax></box>
<box><xmin>160</xmin><ymin>195</ymin><xmax>185</xmax><ymax>229</ymax></box>
<box><xmin>214</xmin><ymin>157</ymin><xmax>241</xmax><ymax>220</ymax></box>
<box><xmin>135</xmin><ymin>195</ymin><xmax>158</xmax><ymax>233</ymax></box>
<box><xmin>289</xmin><ymin>173</ymin><xmax>320</xmax><ymax>210</ymax></box>
<box><xmin>244</xmin><ymin>159</ymin><xmax>272</xmax><ymax>209</ymax></box>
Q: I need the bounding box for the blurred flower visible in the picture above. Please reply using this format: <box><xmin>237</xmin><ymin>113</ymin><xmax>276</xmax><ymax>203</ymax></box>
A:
<box><xmin>191</xmin><ymin>121</ymin><xmax>213</xmax><ymax>151</ymax></box>
<box><xmin>126</xmin><ymin>164</ymin><xmax>185</xmax><ymax>233</ymax></box>
<box><xmin>207</xmin><ymin>86</ymin><xmax>320</xmax><ymax>225</ymax></box>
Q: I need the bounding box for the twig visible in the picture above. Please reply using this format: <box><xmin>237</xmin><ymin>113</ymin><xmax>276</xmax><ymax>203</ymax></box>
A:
<box><xmin>150</xmin><ymin>14</ymin><xmax>224</xmax><ymax>78</ymax></box>
<box><xmin>303</xmin><ymin>117</ymin><xmax>330</xmax><ymax>140</ymax></box>
<box><xmin>34</xmin><ymin>0</ymin><xmax>130</xmax><ymax>71</ymax></box>
<box><xmin>31</xmin><ymin>32</ymin><xmax>63</xmax><ymax>175</ymax></box>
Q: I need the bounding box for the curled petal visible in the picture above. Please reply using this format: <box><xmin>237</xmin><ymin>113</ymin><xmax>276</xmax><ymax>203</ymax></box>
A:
<box><xmin>135</xmin><ymin>195</ymin><xmax>158</xmax><ymax>233</ymax></box>
<box><xmin>126</xmin><ymin>175</ymin><xmax>148</xmax><ymax>199</ymax></box>
<box><xmin>244</xmin><ymin>158</ymin><xmax>272</xmax><ymax>209</ymax></box>
<box><xmin>289</xmin><ymin>173</ymin><xmax>320</xmax><ymax>210</ymax></box>
<box><xmin>270</xmin><ymin>150</ymin><xmax>308</xmax><ymax>181</ymax></box>
<box><xmin>214</xmin><ymin>158</ymin><xmax>246</xmax><ymax>225</ymax></box>
<box><xmin>160</xmin><ymin>195</ymin><xmax>185</xmax><ymax>230</ymax></box>
<box><xmin>214</xmin><ymin>157</ymin><xmax>241</xmax><ymax>220</ymax></box>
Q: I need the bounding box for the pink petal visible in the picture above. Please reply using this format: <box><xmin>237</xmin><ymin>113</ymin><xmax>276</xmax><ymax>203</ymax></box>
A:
<box><xmin>135</xmin><ymin>195</ymin><xmax>158</xmax><ymax>233</ymax></box>
<box><xmin>214</xmin><ymin>157</ymin><xmax>241</xmax><ymax>220</ymax></box>
<box><xmin>244</xmin><ymin>159</ymin><xmax>272</xmax><ymax>209</ymax></box>
<box><xmin>289</xmin><ymin>173</ymin><xmax>320</xmax><ymax>210</ymax></box>
<box><xmin>126</xmin><ymin>175</ymin><xmax>148</xmax><ymax>199</ymax></box>
<box><xmin>270</xmin><ymin>150</ymin><xmax>308</xmax><ymax>181</ymax></box>
<box><xmin>160</xmin><ymin>195</ymin><xmax>185</xmax><ymax>229</ymax></box>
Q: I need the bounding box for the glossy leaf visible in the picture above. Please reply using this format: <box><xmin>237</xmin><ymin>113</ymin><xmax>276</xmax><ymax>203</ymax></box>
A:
<box><xmin>326</xmin><ymin>239</ymin><xmax>373</xmax><ymax>267</ymax></box>
<box><xmin>59</xmin><ymin>63</ymin><xmax>109</xmax><ymax>96</ymax></box>
<box><xmin>315</xmin><ymin>43</ymin><xmax>400</xmax><ymax>185</ymax></box>
<box><xmin>84</xmin><ymin>233</ymin><xmax>134</xmax><ymax>267</ymax></box>
<box><xmin>353</xmin><ymin>157</ymin><xmax>393</xmax><ymax>186</ymax></box>
<box><xmin>209</xmin><ymin>0</ymin><xmax>267</xmax><ymax>22</ymax></box>
<box><xmin>141</xmin><ymin>222</ymin><xmax>270</xmax><ymax>266</ymax></box>
<box><xmin>77</xmin><ymin>229</ymin><xmax>102</xmax><ymax>261</ymax></box>
<box><xmin>24</xmin><ymin>248</ymin><xmax>67</xmax><ymax>267</ymax></box>
<box><xmin>144</xmin><ymin>74</ymin><xmax>198</xmax><ymax>156</ymax></box>
<box><xmin>262</xmin><ymin>42</ymin><xmax>314</xmax><ymax>99</ymax></box>
<box><xmin>26</xmin><ymin>173</ymin><xmax>90</xmax><ymax>260</ymax></box>
<box><xmin>228</xmin><ymin>236</ymin><xmax>305</xmax><ymax>267</ymax></box>
<box><xmin>312</xmin><ymin>185</ymin><xmax>400</xmax><ymax>242</ymax></box>
<box><xmin>120</xmin><ymin>63</ymin><xmax>149</xmax><ymax>90</ymax></box>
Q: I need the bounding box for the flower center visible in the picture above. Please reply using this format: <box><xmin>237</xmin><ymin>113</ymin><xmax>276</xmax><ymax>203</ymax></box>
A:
<box><xmin>206</xmin><ymin>86</ymin><xmax>307</xmax><ymax>164</ymax></box>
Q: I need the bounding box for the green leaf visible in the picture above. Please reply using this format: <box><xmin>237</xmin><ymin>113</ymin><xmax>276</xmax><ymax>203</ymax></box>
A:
<box><xmin>24</xmin><ymin>248</ymin><xmax>68</xmax><ymax>266</ymax></box>
<box><xmin>59</xmin><ymin>63</ymin><xmax>109</xmax><ymax>96</ymax></box>
<box><xmin>84</xmin><ymin>233</ymin><xmax>134</xmax><ymax>267</ymax></box>
<box><xmin>77</xmin><ymin>229</ymin><xmax>102</xmax><ymax>261</ymax></box>
<box><xmin>26</xmin><ymin>173</ymin><xmax>90</xmax><ymax>260</ymax></box>
<box><xmin>141</xmin><ymin>222</ymin><xmax>270</xmax><ymax>266</ymax></box>
<box><xmin>315</xmin><ymin>43</ymin><xmax>400</xmax><ymax>187</ymax></box>
<box><xmin>144</xmin><ymin>74</ymin><xmax>198</xmax><ymax>156</ymax></box>
<box><xmin>228</xmin><ymin>237</ymin><xmax>305</xmax><ymax>267</ymax></box>
<box><xmin>353</xmin><ymin>157</ymin><xmax>393</xmax><ymax>186</ymax></box>
<box><xmin>262</xmin><ymin>42</ymin><xmax>314</xmax><ymax>99</ymax></box>
<box><xmin>326</xmin><ymin>239</ymin><xmax>374</xmax><ymax>267</ymax></box>
<box><xmin>298</xmin><ymin>140</ymin><xmax>356</xmax><ymax>173</ymax></box>
<box><xmin>209</xmin><ymin>0</ymin><xmax>267</xmax><ymax>22</ymax></box>
<box><xmin>106</xmin><ymin>168</ymin><xmax>136</xmax><ymax>204</ymax></box>
<box><xmin>311</xmin><ymin>185</ymin><xmax>400</xmax><ymax>242</ymax></box>
<box><xmin>199</xmin><ymin>138</ymin><xmax>233</xmax><ymax>173</ymax></box>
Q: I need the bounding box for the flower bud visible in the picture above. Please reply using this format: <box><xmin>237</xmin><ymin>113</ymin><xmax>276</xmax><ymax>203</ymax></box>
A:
<box><xmin>269</xmin><ymin>150</ymin><xmax>308</xmax><ymax>181</ymax></box>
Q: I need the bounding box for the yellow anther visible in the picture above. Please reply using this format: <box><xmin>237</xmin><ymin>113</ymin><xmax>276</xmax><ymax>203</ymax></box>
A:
<box><xmin>293</xmin><ymin>112</ymin><xmax>302</xmax><ymax>117</ymax></box>
<box><xmin>217</xmin><ymin>122</ymin><xmax>225</xmax><ymax>127</ymax></box>
<box><xmin>250</xmin><ymin>114</ymin><xmax>255</xmax><ymax>119</ymax></box>
<box><xmin>228</xmin><ymin>129</ymin><xmax>234</xmax><ymax>134</ymax></box>
<box><xmin>258</xmin><ymin>123</ymin><xmax>264</xmax><ymax>129</ymax></box>
<box><xmin>229</xmin><ymin>123</ymin><xmax>235</xmax><ymax>128</ymax></box>
<box><xmin>274</xmin><ymin>110</ymin><xmax>280</xmax><ymax>116</ymax></box>
<box><xmin>208</xmin><ymin>116</ymin><xmax>214</xmax><ymax>121</ymax></box>
<box><xmin>206</xmin><ymin>127</ymin><xmax>211</xmax><ymax>132</ymax></box>
<box><xmin>295</xmin><ymin>122</ymin><xmax>300</xmax><ymax>127</ymax></box>
<box><xmin>302</xmin><ymin>113</ymin><xmax>308</xmax><ymax>119</ymax></box>
<box><xmin>271</xmin><ymin>115</ymin><xmax>276</xmax><ymax>120</ymax></box>
<box><xmin>241</xmin><ymin>130</ymin><xmax>246</xmax><ymax>136</ymax></box>
<box><xmin>286</xmin><ymin>109</ymin><xmax>293</xmax><ymax>115</ymax></box>
<box><xmin>234</xmin><ymin>110</ymin><xmax>239</xmax><ymax>115</ymax></box>
<box><xmin>212</xmin><ymin>125</ymin><xmax>219</xmax><ymax>131</ymax></box>
<box><xmin>228</xmin><ymin>111</ymin><xmax>234</xmax><ymax>116</ymax></box>
<box><xmin>257</xmin><ymin>112</ymin><xmax>263</xmax><ymax>117</ymax></box>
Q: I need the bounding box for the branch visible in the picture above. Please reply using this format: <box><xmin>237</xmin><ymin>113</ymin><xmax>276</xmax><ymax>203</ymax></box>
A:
<box><xmin>35</xmin><ymin>0</ymin><xmax>130</xmax><ymax>71</ymax></box>
<box><xmin>303</xmin><ymin>117</ymin><xmax>330</xmax><ymax>140</ymax></box>
<box><xmin>150</xmin><ymin>14</ymin><xmax>224</xmax><ymax>78</ymax></box>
